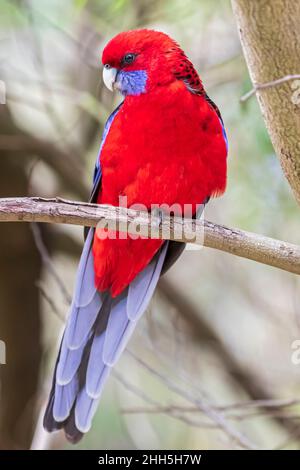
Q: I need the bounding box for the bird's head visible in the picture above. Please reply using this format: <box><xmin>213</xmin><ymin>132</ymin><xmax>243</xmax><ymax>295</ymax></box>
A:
<box><xmin>102</xmin><ymin>29</ymin><xmax>203</xmax><ymax>96</ymax></box>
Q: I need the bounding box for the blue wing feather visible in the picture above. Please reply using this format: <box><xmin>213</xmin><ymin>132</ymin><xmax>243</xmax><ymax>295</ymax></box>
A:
<box><xmin>90</xmin><ymin>101</ymin><xmax>124</xmax><ymax>202</ymax></box>
<box><xmin>219</xmin><ymin>117</ymin><xmax>228</xmax><ymax>154</ymax></box>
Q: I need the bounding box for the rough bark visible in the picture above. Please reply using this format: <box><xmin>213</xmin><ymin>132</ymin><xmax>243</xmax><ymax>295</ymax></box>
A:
<box><xmin>0</xmin><ymin>196</ymin><xmax>299</xmax><ymax>275</ymax></box>
<box><xmin>232</xmin><ymin>0</ymin><xmax>300</xmax><ymax>204</ymax></box>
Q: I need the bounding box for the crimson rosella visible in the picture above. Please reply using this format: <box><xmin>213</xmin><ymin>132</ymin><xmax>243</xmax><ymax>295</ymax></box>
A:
<box><xmin>44</xmin><ymin>29</ymin><xmax>228</xmax><ymax>443</ymax></box>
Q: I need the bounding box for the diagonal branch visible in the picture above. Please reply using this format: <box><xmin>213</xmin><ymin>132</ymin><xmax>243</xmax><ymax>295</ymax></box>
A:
<box><xmin>0</xmin><ymin>196</ymin><xmax>299</xmax><ymax>275</ymax></box>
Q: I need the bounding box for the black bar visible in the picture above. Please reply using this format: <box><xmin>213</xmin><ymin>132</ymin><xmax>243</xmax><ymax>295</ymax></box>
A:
<box><xmin>0</xmin><ymin>450</ymin><xmax>297</xmax><ymax>466</ymax></box>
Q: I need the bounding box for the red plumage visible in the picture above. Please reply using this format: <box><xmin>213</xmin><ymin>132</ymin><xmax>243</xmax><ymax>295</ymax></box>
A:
<box><xmin>93</xmin><ymin>29</ymin><xmax>227</xmax><ymax>296</ymax></box>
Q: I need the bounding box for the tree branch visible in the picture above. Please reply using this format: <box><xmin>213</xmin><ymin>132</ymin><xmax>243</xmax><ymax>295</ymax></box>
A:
<box><xmin>232</xmin><ymin>0</ymin><xmax>300</xmax><ymax>205</ymax></box>
<box><xmin>0</xmin><ymin>196</ymin><xmax>299</xmax><ymax>275</ymax></box>
<box><xmin>240</xmin><ymin>74</ymin><xmax>300</xmax><ymax>102</ymax></box>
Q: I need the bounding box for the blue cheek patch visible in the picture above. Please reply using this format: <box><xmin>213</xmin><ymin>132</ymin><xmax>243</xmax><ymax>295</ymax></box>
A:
<box><xmin>117</xmin><ymin>70</ymin><xmax>147</xmax><ymax>96</ymax></box>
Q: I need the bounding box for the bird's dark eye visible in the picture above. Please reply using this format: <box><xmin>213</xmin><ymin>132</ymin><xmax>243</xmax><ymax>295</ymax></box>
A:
<box><xmin>122</xmin><ymin>53</ymin><xmax>136</xmax><ymax>66</ymax></box>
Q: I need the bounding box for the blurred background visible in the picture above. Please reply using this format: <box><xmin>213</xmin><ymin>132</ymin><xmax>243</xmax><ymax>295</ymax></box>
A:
<box><xmin>0</xmin><ymin>0</ymin><xmax>300</xmax><ymax>450</ymax></box>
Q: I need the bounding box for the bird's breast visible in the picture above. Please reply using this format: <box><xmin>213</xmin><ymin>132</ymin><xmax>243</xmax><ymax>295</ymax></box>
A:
<box><xmin>99</xmin><ymin>86</ymin><xmax>227</xmax><ymax>207</ymax></box>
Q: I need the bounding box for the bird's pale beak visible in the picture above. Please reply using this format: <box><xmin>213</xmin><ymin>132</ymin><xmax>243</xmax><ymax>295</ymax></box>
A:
<box><xmin>103</xmin><ymin>66</ymin><xmax>118</xmax><ymax>92</ymax></box>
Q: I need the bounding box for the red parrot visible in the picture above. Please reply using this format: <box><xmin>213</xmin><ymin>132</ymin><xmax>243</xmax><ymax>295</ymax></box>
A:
<box><xmin>44</xmin><ymin>29</ymin><xmax>227</xmax><ymax>443</ymax></box>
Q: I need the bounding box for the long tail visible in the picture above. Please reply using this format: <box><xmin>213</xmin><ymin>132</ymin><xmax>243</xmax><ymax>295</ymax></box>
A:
<box><xmin>43</xmin><ymin>229</ymin><xmax>168</xmax><ymax>443</ymax></box>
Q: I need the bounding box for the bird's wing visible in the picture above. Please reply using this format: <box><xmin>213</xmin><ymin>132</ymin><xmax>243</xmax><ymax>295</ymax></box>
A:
<box><xmin>91</xmin><ymin>100</ymin><xmax>124</xmax><ymax>203</ymax></box>
<box><xmin>84</xmin><ymin>101</ymin><xmax>124</xmax><ymax>239</ymax></box>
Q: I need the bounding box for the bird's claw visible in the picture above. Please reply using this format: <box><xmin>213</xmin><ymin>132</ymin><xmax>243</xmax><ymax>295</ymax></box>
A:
<box><xmin>151</xmin><ymin>207</ymin><xmax>167</xmax><ymax>229</ymax></box>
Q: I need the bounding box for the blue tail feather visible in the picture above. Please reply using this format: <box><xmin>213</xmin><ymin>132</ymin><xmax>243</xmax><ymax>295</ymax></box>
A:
<box><xmin>44</xmin><ymin>232</ymin><xmax>169</xmax><ymax>442</ymax></box>
<box><xmin>53</xmin><ymin>376</ymin><xmax>79</xmax><ymax>422</ymax></box>
<box><xmin>127</xmin><ymin>242</ymin><xmax>168</xmax><ymax>320</ymax></box>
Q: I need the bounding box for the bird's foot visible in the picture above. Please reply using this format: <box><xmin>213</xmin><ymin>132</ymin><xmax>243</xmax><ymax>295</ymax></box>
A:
<box><xmin>150</xmin><ymin>207</ymin><xmax>168</xmax><ymax>229</ymax></box>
